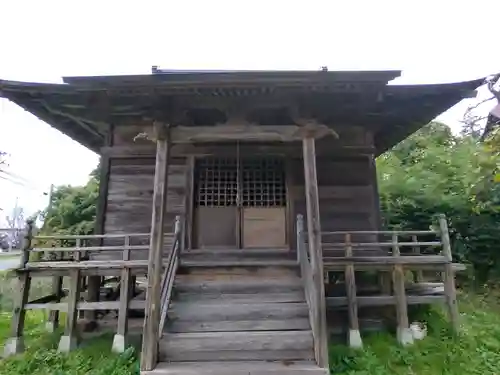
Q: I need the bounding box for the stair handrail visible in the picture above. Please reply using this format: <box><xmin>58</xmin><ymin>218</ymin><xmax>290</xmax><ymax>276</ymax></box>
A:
<box><xmin>296</xmin><ymin>214</ymin><xmax>322</xmax><ymax>365</ymax></box>
<box><xmin>158</xmin><ymin>215</ymin><xmax>183</xmax><ymax>336</ymax></box>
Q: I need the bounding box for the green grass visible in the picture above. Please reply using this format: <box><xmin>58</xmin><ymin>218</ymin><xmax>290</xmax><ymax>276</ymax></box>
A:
<box><xmin>330</xmin><ymin>292</ymin><xmax>500</xmax><ymax>374</ymax></box>
<box><xmin>0</xmin><ymin>271</ymin><xmax>138</xmax><ymax>374</ymax></box>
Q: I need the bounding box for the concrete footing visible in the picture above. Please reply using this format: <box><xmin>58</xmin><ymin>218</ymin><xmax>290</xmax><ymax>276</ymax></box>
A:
<box><xmin>348</xmin><ymin>329</ymin><xmax>363</xmax><ymax>349</ymax></box>
<box><xmin>397</xmin><ymin>327</ymin><xmax>414</xmax><ymax>346</ymax></box>
<box><xmin>58</xmin><ymin>335</ymin><xmax>78</xmax><ymax>352</ymax></box>
<box><xmin>112</xmin><ymin>334</ymin><xmax>128</xmax><ymax>353</ymax></box>
<box><xmin>3</xmin><ymin>337</ymin><xmax>24</xmax><ymax>357</ymax></box>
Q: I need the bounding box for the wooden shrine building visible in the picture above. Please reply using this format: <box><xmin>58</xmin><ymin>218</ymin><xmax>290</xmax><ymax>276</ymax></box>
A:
<box><xmin>0</xmin><ymin>69</ymin><xmax>482</xmax><ymax>374</ymax></box>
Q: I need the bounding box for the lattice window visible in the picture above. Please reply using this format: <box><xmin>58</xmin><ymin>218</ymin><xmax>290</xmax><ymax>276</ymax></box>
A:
<box><xmin>196</xmin><ymin>158</ymin><xmax>238</xmax><ymax>207</ymax></box>
<box><xmin>195</xmin><ymin>157</ymin><xmax>286</xmax><ymax>208</ymax></box>
<box><xmin>241</xmin><ymin>158</ymin><xmax>286</xmax><ymax>207</ymax></box>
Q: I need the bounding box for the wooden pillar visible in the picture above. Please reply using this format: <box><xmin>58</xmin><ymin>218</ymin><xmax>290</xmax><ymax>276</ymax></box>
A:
<box><xmin>411</xmin><ymin>235</ymin><xmax>424</xmax><ymax>283</ymax></box>
<box><xmin>58</xmin><ymin>239</ymin><xmax>82</xmax><ymax>352</ymax></box>
<box><xmin>344</xmin><ymin>234</ymin><xmax>362</xmax><ymax>349</ymax></box>
<box><xmin>113</xmin><ymin>235</ymin><xmax>131</xmax><ymax>353</ymax></box>
<box><xmin>141</xmin><ymin>124</ymin><xmax>171</xmax><ymax>371</ymax></box>
<box><xmin>302</xmin><ymin>137</ymin><xmax>329</xmax><ymax>368</ymax></box>
<box><xmin>85</xmin><ymin>125</ymin><xmax>113</xmax><ymax>328</ymax></box>
<box><xmin>391</xmin><ymin>234</ymin><xmax>413</xmax><ymax>346</ymax></box>
<box><xmin>439</xmin><ymin>214</ymin><xmax>459</xmax><ymax>333</ymax></box>
<box><xmin>4</xmin><ymin>220</ymin><xmax>34</xmax><ymax>357</ymax></box>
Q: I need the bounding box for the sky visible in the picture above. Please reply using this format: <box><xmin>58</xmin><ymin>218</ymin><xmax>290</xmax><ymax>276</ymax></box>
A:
<box><xmin>0</xmin><ymin>0</ymin><xmax>499</xmax><ymax>222</ymax></box>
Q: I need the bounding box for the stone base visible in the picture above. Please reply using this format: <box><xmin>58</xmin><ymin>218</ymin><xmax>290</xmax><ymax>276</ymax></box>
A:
<box><xmin>112</xmin><ymin>334</ymin><xmax>128</xmax><ymax>353</ymax></box>
<box><xmin>348</xmin><ymin>329</ymin><xmax>363</xmax><ymax>349</ymax></box>
<box><xmin>397</xmin><ymin>327</ymin><xmax>414</xmax><ymax>346</ymax></box>
<box><xmin>45</xmin><ymin>321</ymin><xmax>59</xmax><ymax>333</ymax></box>
<box><xmin>3</xmin><ymin>337</ymin><xmax>24</xmax><ymax>357</ymax></box>
<box><xmin>58</xmin><ymin>335</ymin><xmax>79</xmax><ymax>352</ymax></box>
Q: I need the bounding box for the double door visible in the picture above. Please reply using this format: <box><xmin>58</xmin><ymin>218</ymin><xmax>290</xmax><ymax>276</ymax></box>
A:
<box><xmin>194</xmin><ymin>157</ymin><xmax>287</xmax><ymax>249</ymax></box>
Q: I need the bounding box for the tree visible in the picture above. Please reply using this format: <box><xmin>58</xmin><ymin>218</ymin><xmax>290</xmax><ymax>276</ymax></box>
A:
<box><xmin>40</xmin><ymin>169</ymin><xmax>99</xmax><ymax>236</ymax></box>
<box><xmin>378</xmin><ymin>121</ymin><xmax>500</xmax><ymax>286</ymax></box>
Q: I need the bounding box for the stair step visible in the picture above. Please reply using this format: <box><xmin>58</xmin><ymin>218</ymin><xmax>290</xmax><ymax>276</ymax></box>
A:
<box><xmin>150</xmin><ymin>360</ymin><xmax>327</xmax><ymax>375</ymax></box>
<box><xmin>181</xmin><ymin>249</ymin><xmax>296</xmax><ymax>262</ymax></box>
<box><xmin>176</xmin><ymin>291</ymin><xmax>305</xmax><ymax>304</ymax></box>
<box><xmin>174</xmin><ymin>278</ymin><xmax>303</xmax><ymax>294</ymax></box>
<box><xmin>167</xmin><ymin>302</ymin><xmax>309</xmax><ymax>322</ymax></box>
<box><xmin>180</xmin><ymin>260</ymin><xmax>298</xmax><ymax>268</ymax></box>
<box><xmin>159</xmin><ymin>331</ymin><xmax>314</xmax><ymax>362</ymax></box>
<box><xmin>167</xmin><ymin>318</ymin><xmax>311</xmax><ymax>333</ymax></box>
<box><xmin>176</xmin><ymin>265</ymin><xmax>300</xmax><ymax>282</ymax></box>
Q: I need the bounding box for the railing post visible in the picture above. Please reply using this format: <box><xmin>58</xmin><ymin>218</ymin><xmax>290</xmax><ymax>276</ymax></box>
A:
<box><xmin>392</xmin><ymin>233</ymin><xmax>413</xmax><ymax>346</ymax></box>
<box><xmin>411</xmin><ymin>235</ymin><xmax>424</xmax><ymax>283</ymax></box>
<box><xmin>58</xmin><ymin>238</ymin><xmax>82</xmax><ymax>352</ymax></box>
<box><xmin>296</xmin><ymin>214</ymin><xmax>304</xmax><ymax>263</ymax></box>
<box><xmin>113</xmin><ymin>235</ymin><xmax>132</xmax><ymax>353</ymax></box>
<box><xmin>345</xmin><ymin>233</ymin><xmax>362</xmax><ymax>349</ymax></box>
<box><xmin>438</xmin><ymin>214</ymin><xmax>459</xmax><ymax>333</ymax></box>
<box><xmin>4</xmin><ymin>220</ymin><xmax>34</xmax><ymax>357</ymax></box>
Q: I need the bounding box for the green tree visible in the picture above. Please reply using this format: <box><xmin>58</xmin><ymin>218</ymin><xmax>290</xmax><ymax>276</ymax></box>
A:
<box><xmin>378</xmin><ymin>122</ymin><xmax>500</xmax><ymax>286</ymax></box>
<box><xmin>41</xmin><ymin>169</ymin><xmax>99</xmax><ymax>236</ymax></box>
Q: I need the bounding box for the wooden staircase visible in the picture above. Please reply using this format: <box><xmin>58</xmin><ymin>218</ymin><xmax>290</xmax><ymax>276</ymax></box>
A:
<box><xmin>151</xmin><ymin>248</ymin><xmax>328</xmax><ymax>374</ymax></box>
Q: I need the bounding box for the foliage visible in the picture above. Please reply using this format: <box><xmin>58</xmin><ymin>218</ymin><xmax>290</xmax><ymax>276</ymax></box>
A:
<box><xmin>40</xmin><ymin>170</ymin><xmax>99</xmax><ymax>236</ymax></box>
<box><xmin>330</xmin><ymin>292</ymin><xmax>500</xmax><ymax>375</ymax></box>
<box><xmin>378</xmin><ymin>122</ymin><xmax>500</xmax><ymax>285</ymax></box>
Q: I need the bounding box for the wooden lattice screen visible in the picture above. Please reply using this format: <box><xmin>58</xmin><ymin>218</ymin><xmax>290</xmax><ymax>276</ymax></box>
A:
<box><xmin>195</xmin><ymin>157</ymin><xmax>286</xmax><ymax>208</ymax></box>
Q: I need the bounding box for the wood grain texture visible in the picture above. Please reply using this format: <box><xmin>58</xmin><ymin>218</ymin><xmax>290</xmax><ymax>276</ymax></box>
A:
<box><xmin>302</xmin><ymin>138</ymin><xmax>328</xmax><ymax>368</ymax></box>
<box><xmin>141</xmin><ymin>129</ymin><xmax>171</xmax><ymax>371</ymax></box>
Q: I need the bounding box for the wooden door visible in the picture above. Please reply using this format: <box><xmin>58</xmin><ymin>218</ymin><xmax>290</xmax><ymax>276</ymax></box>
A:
<box><xmin>241</xmin><ymin>158</ymin><xmax>287</xmax><ymax>248</ymax></box>
<box><xmin>194</xmin><ymin>158</ymin><xmax>238</xmax><ymax>248</ymax></box>
<box><xmin>193</xmin><ymin>156</ymin><xmax>287</xmax><ymax>249</ymax></box>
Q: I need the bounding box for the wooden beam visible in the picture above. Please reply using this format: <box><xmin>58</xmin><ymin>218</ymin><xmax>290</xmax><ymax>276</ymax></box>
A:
<box><xmin>302</xmin><ymin>137</ymin><xmax>329</xmax><ymax>368</ymax></box>
<box><xmin>141</xmin><ymin>123</ymin><xmax>171</xmax><ymax>372</ymax></box>
<box><xmin>391</xmin><ymin>234</ymin><xmax>413</xmax><ymax>346</ymax></box>
<box><xmin>439</xmin><ymin>214</ymin><xmax>459</xmax><ymax>333</ymax></box>
<box><xmin>85</xmin><ymin>124</ymin><xmax>113</xmax><ymax>325</ymax></box>
<box><xmin>344</xmin><ymin>234</ymin><xmax>362</xmax><ymax>349</ymax></box>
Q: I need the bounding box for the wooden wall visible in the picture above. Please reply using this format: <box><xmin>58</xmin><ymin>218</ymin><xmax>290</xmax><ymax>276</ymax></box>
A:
<box><xmin>98</xmin><ymin>125</ymin><xmax>380</xmax><ymax>257</ymax></box>
<box><xmin>288</xmin><ymin>155</ymin><xmax>379</xmax><ymax>250</ymax></box>
<box><xmin>96</xmin><ymin>126</ymin><xmax>190</xmax><ymax>260</ymax></box>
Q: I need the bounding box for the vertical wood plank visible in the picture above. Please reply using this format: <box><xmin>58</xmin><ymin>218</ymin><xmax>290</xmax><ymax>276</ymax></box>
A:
<box><xmin>86</xmin><ymin>124</ymin><xmax>113</xmax><ymax>324</ymax></box>
<box><xmin>58</xmin><ymin>239</ymin><xmax>82</xmax><ymax>352</ymax></box>
<box><xmin>302</xmin><ymin>137</ymin><xmax>329</xmax><ymax>368</ymax></box>
<box><xmin>411</xmin><ymin>235</ymin><xmax>424</xmax><ymax>283</ymax></box>
<box><xmin>113</xmin><ymin>235</ymin><xmax>131</xmax><ymax>353</ymax></box>
<box><xmin>4</xmin><ymin>220</ymin><xmax>34</xmax><ymax>357</ymax></box>
<box><xmin>439</xmin><ymin>214</ymin><xmax>459</xmax><ymax>333</ymax></box>
<box><xmin>391</xmin><ymin>234</ymin><xmax>413</xmax><ymax>345</ymax></box>
<box><xmin>45</xmin><ymin>254</ymin><xmax>63</xmax><ymax>333</ymax></box>
<box><xmin>345</xmin><ymin>233</ymin><xmax>362</xmax><ymax>348</ymax></box>
<box><xmin>141</xmin><ymin>124</ymin><xmax>171</xmax><ymax>372</ymax></box>
<box><xmin>185</xmin><ymin>156</ymin><xmax>195</xmax><ymax>250</ymax></box>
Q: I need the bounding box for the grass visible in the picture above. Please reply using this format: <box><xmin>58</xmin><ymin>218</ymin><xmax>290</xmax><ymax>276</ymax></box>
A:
<box><xmin>0</xmin><ymin>271</ymin><xmax>139</xmax><ymax>374</ymax></box>
<box><xmin>330</xmin><ymin>291</ymin><xmax>500</xmax><ymax>374</ymax></box>
<box><xmin>1</xmin><ymin>267</ymin><xmax>500</xmax><ymax>374</ymax></box>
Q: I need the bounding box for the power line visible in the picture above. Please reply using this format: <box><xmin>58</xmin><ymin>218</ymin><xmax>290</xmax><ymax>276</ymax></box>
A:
<box><xmin>0</xmin><ymin>173</ymin><xmax>48</xmax><ymax>195</ymax></box>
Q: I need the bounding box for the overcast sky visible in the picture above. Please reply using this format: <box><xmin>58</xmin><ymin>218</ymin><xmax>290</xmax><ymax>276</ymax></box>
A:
<box><xmin>0</xmin><ymin>0</ymin><xmax>499</xmax><ymax>221</ymax></box>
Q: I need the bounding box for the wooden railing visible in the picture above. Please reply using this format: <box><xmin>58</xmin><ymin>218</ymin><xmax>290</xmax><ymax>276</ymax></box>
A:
<box><xmin>321</xmin><ymin>214</ymin><xmax>459</xmax><ymax>347</ymax></box>
<box><xmin>159</xmin><ymin>215</ymin><xmax>182</xmax><ymax>336</ymax></box>
<box><xmin>5</xmin><ymin>219</ymin><xmax>179</xmax><ymax>358</ymax></box>
<box><xmin>296</xmin><ymin>214</ymin><xmax>328</xmax><ymax>368</ymax></box>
